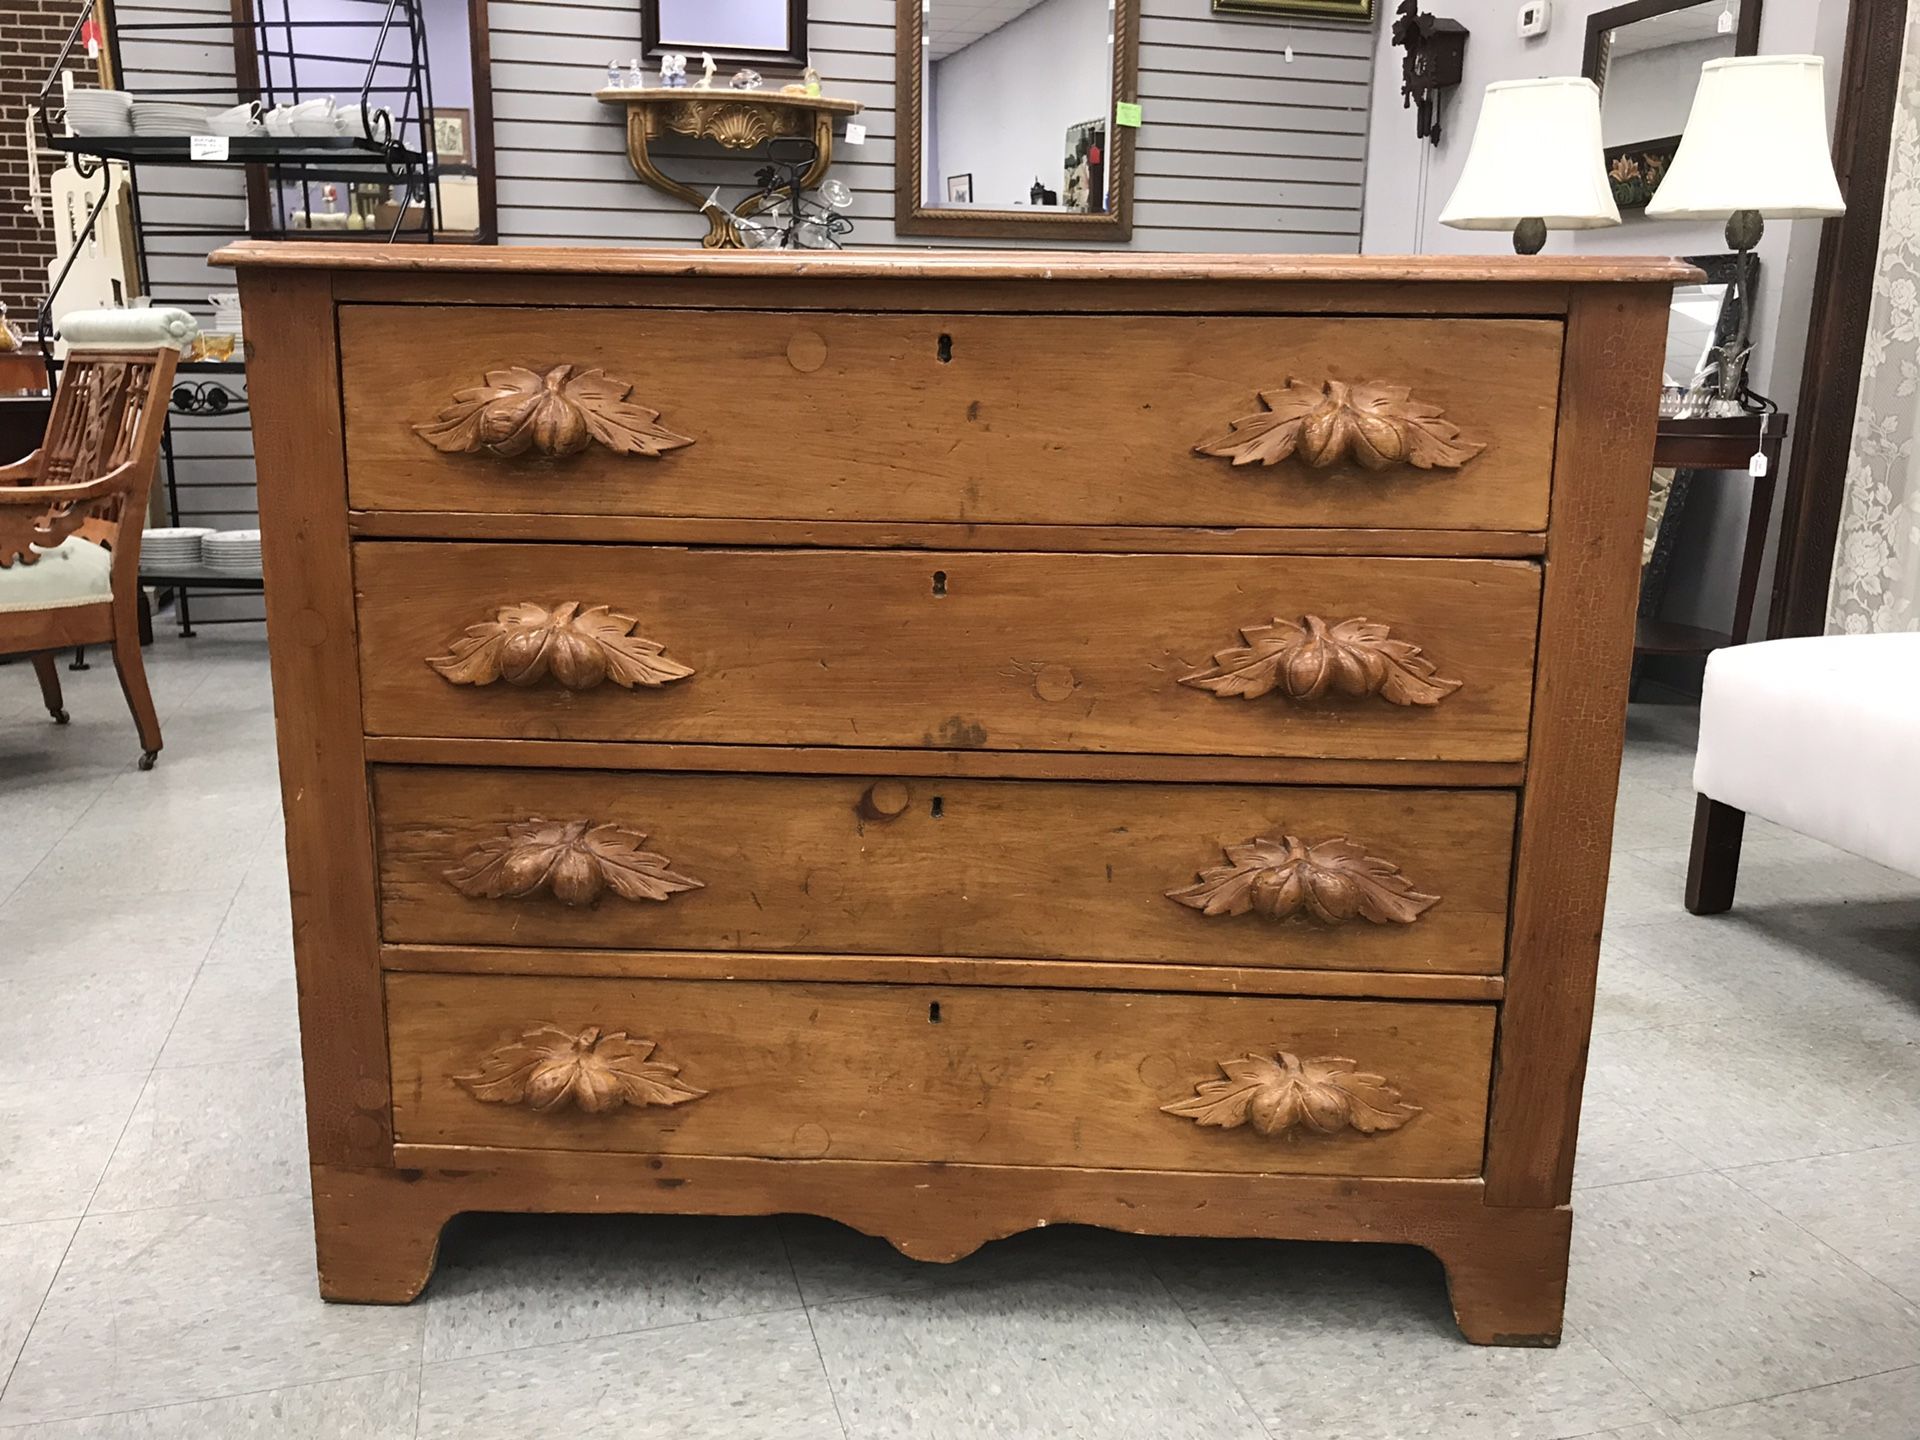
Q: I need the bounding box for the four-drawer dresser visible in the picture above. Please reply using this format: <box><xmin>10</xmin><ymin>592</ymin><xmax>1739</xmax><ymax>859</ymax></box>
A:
<box><xmin>218</xmin><ymin>243</ymin><xmax>1690</xmax><ymax>1344</ymax></box>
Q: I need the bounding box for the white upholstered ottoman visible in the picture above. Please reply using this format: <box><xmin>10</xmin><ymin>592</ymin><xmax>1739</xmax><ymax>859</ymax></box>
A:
<box><xmin>1687</xmin><ymin>633</ymin><xmax>1920</xmax><ymax>912</ymax></box>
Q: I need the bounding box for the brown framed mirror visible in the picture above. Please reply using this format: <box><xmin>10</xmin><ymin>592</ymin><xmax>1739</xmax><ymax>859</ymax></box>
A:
<box><xmin>894</xmin><ymin>0</ymin><xmax>1140</xmax><ymax>241</ymax></box>
<box><xmin>642</xmin><ymin>0</ymin><xmax>809</xmax><ymax>71</ymax></box>
<box><xmin>1582</xmin><ymin>0</ymin><xmax>1762</xmax><ymax>213</ymax></box>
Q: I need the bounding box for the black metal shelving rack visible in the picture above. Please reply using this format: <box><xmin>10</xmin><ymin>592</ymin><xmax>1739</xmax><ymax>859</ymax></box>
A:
<box><xmin>34</xmin><ymin>0</ymin><xmax>440</xmax><ymax>635</ymax></box>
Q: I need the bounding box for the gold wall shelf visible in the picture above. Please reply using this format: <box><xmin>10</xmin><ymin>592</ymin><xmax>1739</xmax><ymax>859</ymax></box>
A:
<box><xmin>594</xmin><ymin>88</ymin><xmax>864</xmax><ymax>249</ymax></box>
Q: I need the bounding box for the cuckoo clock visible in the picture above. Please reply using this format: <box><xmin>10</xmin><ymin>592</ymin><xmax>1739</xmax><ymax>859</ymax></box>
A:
<box><xmin>1392</xmin><ymin>1</ymin><xmax>1468</xmax><ymax>144</ymax></box>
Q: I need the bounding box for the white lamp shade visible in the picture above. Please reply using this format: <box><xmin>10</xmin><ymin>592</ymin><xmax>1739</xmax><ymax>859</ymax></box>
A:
<box><xmin>1439</xmin><ymin>78</ymin><xmax>1621</xmax><ymax>232</ymax></box>
<box><xmin>1646</xmin><ymin>55</ymin><xmax>1845</xmax><ymax>220</ymax></box>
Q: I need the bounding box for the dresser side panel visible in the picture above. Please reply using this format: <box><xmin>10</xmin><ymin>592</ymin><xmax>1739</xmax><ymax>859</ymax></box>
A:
<box><xmin>240</xmin><ymin>269</ymin><xmax>392</xmax><ymax>1168</ymax></box>
<box><xmin>1485</xmin><ymin>284</ymin><xmax>1671</xmax><ymax>1207</ymax></box>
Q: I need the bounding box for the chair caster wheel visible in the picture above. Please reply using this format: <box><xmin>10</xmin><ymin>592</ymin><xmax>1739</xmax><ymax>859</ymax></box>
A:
<box><xmin>138</xmin><ymin>749</ymin><xmax>159</xmax><ymax>771</ymax></box>
<box><xmin>50</xmin><ymin>709</ymin><xmax>70</xmax><ymax>725</ymax></box>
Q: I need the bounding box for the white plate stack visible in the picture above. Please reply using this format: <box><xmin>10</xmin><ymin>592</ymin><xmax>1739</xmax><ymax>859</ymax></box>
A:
<box><xmin>200</xmin><ymin>529</ymin><xmax>263</xmax><ymax>574</ymax></box>
<box><xmin>141</xmin><ymin>526</ymin><xmax>213</xmax><ymax>571</ymax></box>
<box><xmin>67</xmin><ymin>90</ymin><xmax>133</xmax><ymax>137</ymax></box>
<box><xmin>131</xmin><ymin>101</ymin><xmax>216</xmax><ymax>136</ymax></box>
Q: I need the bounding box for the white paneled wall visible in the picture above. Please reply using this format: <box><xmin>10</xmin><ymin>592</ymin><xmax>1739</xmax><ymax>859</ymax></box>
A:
<box><xmin>488</xmin><ymin>0</ymin><xmax>1372</xmax><ymax>250</ymax></box>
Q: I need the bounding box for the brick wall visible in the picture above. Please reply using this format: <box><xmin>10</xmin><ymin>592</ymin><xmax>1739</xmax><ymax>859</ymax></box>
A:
<box><xmin>0</xmin><ymin>1</ymin><xmax>84</xmax><ymax>330</ymax></box>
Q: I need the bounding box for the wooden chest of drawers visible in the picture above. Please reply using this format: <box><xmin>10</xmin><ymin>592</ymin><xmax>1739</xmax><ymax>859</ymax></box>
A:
<box><xmin>221</xmin><ymin>244</ymin><xmax>1687</xmax><ymax>1345</ymax></box>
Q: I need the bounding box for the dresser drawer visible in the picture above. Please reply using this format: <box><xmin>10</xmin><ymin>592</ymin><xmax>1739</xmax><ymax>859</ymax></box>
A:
<box><xmin>356</xmin><ymin>544</ymin><xmax>1541</xmax><ymax>763</ymax></box>
<box><xmin>338</xmin><ymin>306</ymin><xmax>1561</xmax><ymax>532</ymax></box>
<box><xmin>386</xmin><ymin>973</ymin><xmax>1494</xmax><ymax>1177</ymax></box>
<box><xmin>374</xmin><ymin>766</ymin><xmax>1516</xmax><ymax>974</ymax></box>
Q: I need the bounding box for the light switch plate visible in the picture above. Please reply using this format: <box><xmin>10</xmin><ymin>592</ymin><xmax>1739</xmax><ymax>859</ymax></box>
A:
<box><xmin>1518</xmin><ymin>0</ymin><xmax>1551</xmax><ymax>37</ymax></box>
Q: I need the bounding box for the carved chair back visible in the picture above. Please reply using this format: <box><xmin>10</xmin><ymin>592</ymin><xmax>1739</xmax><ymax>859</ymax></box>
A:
<box><xmin>0</xmin><ymin>348</ymin><xmax>176</xmax><ymax>577</ymax></box>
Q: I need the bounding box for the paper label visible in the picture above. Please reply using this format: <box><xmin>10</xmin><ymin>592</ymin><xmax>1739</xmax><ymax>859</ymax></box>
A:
<box><xmin>1114</xmin><ymin>101</ymin><xmax>1142</xmax><ymax>128</ymax></box>
<box><xmin>844</xmin><ymin>121</ymin><xmax>867</xmax><ymax>146</ymax></box>
<box><xmin>190</xmin><ymin>135</ymin><xmax>230</xmax><ymax>162</ymax></box>
<box><xmin>1749</xmin><ymin>450</ymin><xmax>1769</xmax><ymax>478</ymax></box>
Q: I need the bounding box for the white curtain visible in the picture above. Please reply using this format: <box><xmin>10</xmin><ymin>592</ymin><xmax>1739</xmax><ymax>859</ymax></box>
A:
<box><xmin>1828</xmin><ymin>3</ymin><xmax>1920</xmax><ymax>633</ymax></box>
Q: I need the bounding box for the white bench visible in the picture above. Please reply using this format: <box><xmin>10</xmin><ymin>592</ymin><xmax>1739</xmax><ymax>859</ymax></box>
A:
<box><xmin>1686</xmin><ymin>633</ymin><xmax>1920</xmax><ymax>912</ymax></box>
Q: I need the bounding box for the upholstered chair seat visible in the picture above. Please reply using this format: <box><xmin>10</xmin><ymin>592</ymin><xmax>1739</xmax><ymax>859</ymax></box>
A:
<box><xmin>0</xmin><ymin>537</ymin><xmax>115</xmax><ymax>613</ymax></box>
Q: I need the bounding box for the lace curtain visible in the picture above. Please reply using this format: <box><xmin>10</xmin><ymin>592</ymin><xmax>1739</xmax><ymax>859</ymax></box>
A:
<box><xmin>1828</xmin><ymin>6</ymin><xmax>1920</xmax><ymax>633</ymax></box>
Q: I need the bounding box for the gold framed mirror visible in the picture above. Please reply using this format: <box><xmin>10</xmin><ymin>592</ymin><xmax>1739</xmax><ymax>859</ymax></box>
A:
<box><xmin>894</xmin><ymin>0</ymin><xmax>1140</xmax><ymax>241</ymax></box>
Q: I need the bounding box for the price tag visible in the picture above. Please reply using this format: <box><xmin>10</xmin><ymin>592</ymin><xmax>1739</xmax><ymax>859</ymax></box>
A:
<box><xmin>1115</xmin><ymin>101</ymin><xmax>1142</xmax><ymax>128</ymax></box>
<box><xmin>843</xmin><ymin>121</ymin><xmax>867</xmax><ymax>146</ymax></box>
<box><xmin>189</xmin><ymin>134</ymin><xmax>230</xmax><ymax>162</ymax></box>
<box><xmin>1749</xmin><ymin>450</ymin><xmax>1769</xmax><ymax>478</ymax></box>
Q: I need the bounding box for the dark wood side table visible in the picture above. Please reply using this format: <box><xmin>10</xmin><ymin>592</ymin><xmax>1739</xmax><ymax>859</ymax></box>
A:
<box><xmin>1636</xmin><ymin>411</ymin><xmax>1790</xmax><ymax>660</ymax></box>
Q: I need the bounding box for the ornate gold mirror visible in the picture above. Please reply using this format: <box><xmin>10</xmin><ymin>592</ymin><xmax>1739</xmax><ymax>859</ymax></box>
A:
<box><xmin>894</xmin><ymin>0</ymin><xmax>1140</xmax><ymax>240</ymax></box>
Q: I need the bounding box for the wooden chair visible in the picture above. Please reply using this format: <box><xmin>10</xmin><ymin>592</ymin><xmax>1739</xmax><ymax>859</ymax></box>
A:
<box><xmin>0</xmin><ymin>348</ymin><xmax>177</xmax><ymax>768</ymax></box>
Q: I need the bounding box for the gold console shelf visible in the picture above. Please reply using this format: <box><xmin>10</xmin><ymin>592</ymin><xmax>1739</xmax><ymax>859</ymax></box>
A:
<box><xmin>594</xmin><ymin>88</ymin><xmax>864</xmax><ymax>249</ymax></box>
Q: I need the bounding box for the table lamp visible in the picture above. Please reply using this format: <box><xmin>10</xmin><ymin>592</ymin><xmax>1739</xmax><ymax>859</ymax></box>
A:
<box><xmin>1647</xmin><ymin>55</ymin><xmax>1846</xmax><ymax>401</ymax></box>
<box><xmin>1439</xmin><ymin>77</ymin><xmax>1619</xmax><ymax>254</ymax></box>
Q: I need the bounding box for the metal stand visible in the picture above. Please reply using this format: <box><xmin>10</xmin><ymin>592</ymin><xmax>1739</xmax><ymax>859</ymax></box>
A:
<box><xmin>35</xmin><ymin>0</ymin><xmax>441</xmax><ymax>634</ymax></box>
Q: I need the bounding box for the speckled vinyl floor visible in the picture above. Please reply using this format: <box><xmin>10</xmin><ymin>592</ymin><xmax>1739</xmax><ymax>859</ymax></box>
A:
<box><xmin>2</xmin><ymin>634</ymin><xmax>1917</xmax><ymax>1439</ymax></box>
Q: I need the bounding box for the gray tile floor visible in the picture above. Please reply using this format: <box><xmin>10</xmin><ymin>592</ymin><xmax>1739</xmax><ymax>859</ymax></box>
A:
<box><xmin>2</xmin><ymin>633</ymin><xmax>1918</xmax><ymax>1439</ymax></box>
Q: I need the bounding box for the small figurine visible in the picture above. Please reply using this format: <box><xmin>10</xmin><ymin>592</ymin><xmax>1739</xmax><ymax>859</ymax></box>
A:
<box><xmin>606</xmin><ymin>60</ymin><xmax>622</xmax><ymax>90</ymax></box>
<box><xmin>729</xmin><ymin>68</ymin><xmax>763</xmax><ymax>91</ymax></box>
<box><xmin>659</xmin><ymin>51</ymin><xmax>687</xmax><ymax>88</ymax></box>
<box><xmin>696</xmin><ymin>52</ymin><xmax>717</xmax><ymax>89</ymax></box>
<box><xmin>624</xmin><ymin>58</ymin><xmax>645</xmax><ymax>89</ymax></box>
<box><xmin>801</xmin><ymin>65</ymin><xmax>822</xmax><ymax>97</ymax></box>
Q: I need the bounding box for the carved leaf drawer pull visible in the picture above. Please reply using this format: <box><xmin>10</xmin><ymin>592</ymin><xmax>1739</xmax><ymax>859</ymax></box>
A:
<box><xmin>427</xmin><ymin>602</ymin><xmax>694</xmax><ymax>691</ymax></box>
<box><xmin>457</xmin><ymin>1024</ymin><xmax>706</xmax><ymax>1114</ymax></box>
<box><xmin>1193</xmin><ymin>378</ymin><xmax>1484</xmax><ymax>471</ymax></box>
<box><xmin>1167</xmin><ymin>833</ymin><xmax>1439</xmax><ymax>926</ymax></box>
<box><xmin>413</xmin><ymin>364</ymin><xmax>695</xmax><ymax>459</ymax></box>
<box><xmin>1180</xmin><ymin>615</ymin><xmax>1462</xmax><ymax>708</ymax></box>
<box><xmin>1163</xmin><ymin>1051</ymin><xmax>1419</xmax><ymax>1138</ymax></box>
<box><xmin>446</xmin><ymin>818</ymin><xmax>703</xmax><ymax>908</ymax></box>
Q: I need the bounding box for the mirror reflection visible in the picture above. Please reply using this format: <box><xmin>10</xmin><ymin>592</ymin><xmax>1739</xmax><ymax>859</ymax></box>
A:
<box><xmin>1593</xmin><ymin>3</ymin><xmax>1745</xmax><ymax>148</ymax></box>
<box><xmin>1666</xmin><ymin>281</ymin><xmax>1732</xmax><ymax>386</ymax></box>
<box><xmin>655</xmin><ymin>0</ymin><xmax>796</xmax><ymax>58</ymax></box>
<box><xmin>921</xmin><ymin>0</ymin><xmax>1115</xmax><ymax>213</ymax></box>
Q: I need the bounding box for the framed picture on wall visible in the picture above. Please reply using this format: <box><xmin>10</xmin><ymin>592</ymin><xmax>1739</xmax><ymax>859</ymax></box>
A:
<box><xmin>946</xmin><ymin>173</ymin><xmax>973</xmax><ymax>204</ymax></box>
<box><xmin>1211</xmin><ymin>0</ymin><xmax>1372</xmax><ymax>18</ymax></box>
<box><xmin>431</xmin><ymin>108</ymin><xmax>473</xmax><ymax>168</ymax></box>
<box><xmin>1603</xmin><ymin>136</ymin><xmax>1682</xmax><ymax>212</ymax></box>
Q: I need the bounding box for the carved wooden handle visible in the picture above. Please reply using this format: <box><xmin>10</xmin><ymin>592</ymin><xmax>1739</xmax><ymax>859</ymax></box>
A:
<box><xmin>457</xmin><ymin>1024</ymin><xmax>706</xmax><ymax>1114</ymax></box>
<box><xmin>1180</xmin><ymin>614</ymin><xmax>1461</xmax><ymax>707</ymax></box>
<box><xmin>413</xmin><ymin>363</ymin><xmax>694</xmax><ymax>459</ymax></box>
<box><xmin>444</xmin><ymin>818</ymin><xmax>703</xmax><ymax>908</ymax></box>
<box><xmin>1192</xmin><ymin>377</ymin><xmax>1483</xmax><ymax>471</ymax></box>
<box><xmin>1163</xmin><ymin>1050</ymin><xmax>1419</xmax><ymax>1138</ymax></box>
<box><xmin>1166</xmin><ymin>833</ymin><xmax>1438</xmax><ymax>925</ymax></box>
<box><xmin>426</xmin><ymin>601</ymin><xmax>693</xmax><ymax>691</ymax></box>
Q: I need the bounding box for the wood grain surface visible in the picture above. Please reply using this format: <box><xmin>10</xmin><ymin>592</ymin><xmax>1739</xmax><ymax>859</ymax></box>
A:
<box><xmin>355</xmin><ymin>545</ymin><xmax>1543</xmax><ymax>762</ymax></box>
<box><xmin>313</xmin><ymin>1155</ymin><xmax>1570</xmax><ymax>1342</ymax></box>
<box><xmin>359</xmin><ymin>735</ymin><xmax>1526</xmax><ymax>788</ymax></box>
<box><xmin>344</xmin><ymin>511</ymin><xmax>1552</xmax><ymax>557</ymax></box>
<box><xmin>1486</xmin><ymin>286</ymin><xmax>1672</xmax><ymax>1207</ymax></box>
<box><xmin>215</xmin><ymin>239</ymin><xmax>1700</xmax><ymax>285</ymax></box>
<box><xmin>238</xmin><ymin>269</ymin><xmax>394</xmax><ymax>1167</ymax></box>
<box><xmin>385</xmin><ymin>974</ymin><xmax>1495</xmax><ymax>1177</ymax></box>
<box><xmin>339</xmin><ymin>307</ymin><xmax>1562</xmax><ymax>531</ymax></box>
<box><xmin>373</xmin><ymin>767</ymin><xmax>1516</xmax><ymax>972</ymax></box>
<box><xmin>380</xmin><ymin>945</ymin><xmax>1507</xmax><ymax>1001</ymax></box>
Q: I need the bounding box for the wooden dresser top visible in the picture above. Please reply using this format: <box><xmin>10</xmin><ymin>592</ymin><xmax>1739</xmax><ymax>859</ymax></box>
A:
<box><xmin>211</xmin><ymin>241</ymin><xmax>1701</xmax><ymax>286</ymax></box>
